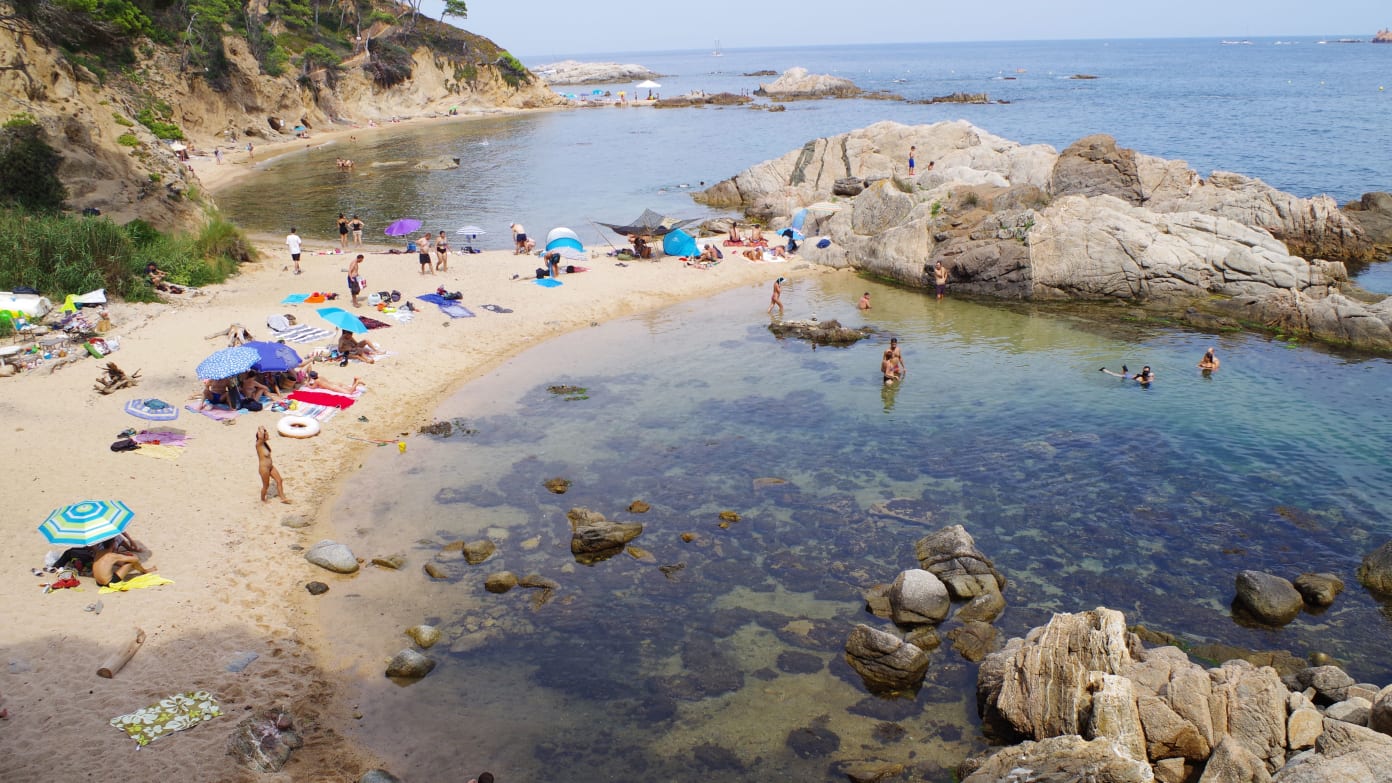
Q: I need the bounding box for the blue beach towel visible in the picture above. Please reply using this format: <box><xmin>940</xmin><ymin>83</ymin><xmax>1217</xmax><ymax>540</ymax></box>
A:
<box><xmin>535</xmin><ymin>278</ymin><xmax>563</xmax><ymax>288</ymax></box>
<box><xmin>281</xmin><ymin>294</ymin><xmax>310</xmax><ymax>305</ymax></box>
<box><xmin>416</xmin><ymin>293</ymin><xmax>475</xmax><ymax>318</ymax></box>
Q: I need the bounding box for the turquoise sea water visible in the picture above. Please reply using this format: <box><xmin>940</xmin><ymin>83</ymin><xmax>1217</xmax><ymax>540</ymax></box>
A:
<box><xmin>215</xmin><ymin>38</ymin><xmax>1392</xmax><ymax>779</ymax></box>
<box><xmin>317</xmin><ymin>273</ymin><xmax>1392</xmax><ymax>781</ymax></box>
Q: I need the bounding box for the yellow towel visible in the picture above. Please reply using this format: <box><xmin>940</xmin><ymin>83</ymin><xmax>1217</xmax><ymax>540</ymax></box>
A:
<box><xmin>100</xmin><ymin>573</ymin><xmax>174</xmax><ymax>593</ymax></box>
<box><xmin>131</xmin><ymin>444</ymin><xmax>182</xmax><ymax>460</ymax></box>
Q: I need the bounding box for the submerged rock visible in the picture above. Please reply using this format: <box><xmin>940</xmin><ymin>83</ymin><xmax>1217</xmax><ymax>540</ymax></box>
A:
<box><xmin>1233</xmin><ymin>570</ymin><xmax>1303</xmax><ymax>626</ymax></box>
<box><xmin>568</xmin><ymin>507</ymin><xmax>643</xmax><ymax>564</ymax></box>
<box><xmin>484</xmin><ymin>571</ymin><xmax>518</xmax><ymax>593</ymax></box>
<box><xmin>405</xmin><ymin>624</ymin><xmax>441</xmax><ymax>649</ymax></box>
<box><xmin>461</xmin><ymin>540</ymin><xmax>497</xmax><ymax>564</ymax></box>
<box><xmin>843</xmin><ymin>623</ymin><xmax>930</xmax><ymax>693</ymax></box>
<box><xmin>768</xmin><ymin>318</ymin><xmax>876</xmax><ymax>345</ymax></box>
<box><xmin>385</xmin><ymin>648</ymin><xmax>436</xmax><ymax>680</ymax></box>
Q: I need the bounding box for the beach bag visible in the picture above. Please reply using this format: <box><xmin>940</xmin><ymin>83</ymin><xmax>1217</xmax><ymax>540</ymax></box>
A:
<box><xmin>241</xmin><ymin>399</ymin><xmax>263</xmax><ymax>412</ymax></box>
<box><xmin>535</xmin><ymin>268</ymin><xmax>547</xmax><ymax>279</ymax></box>
<box><xmin>816</xmin><ymin>238</ymin><xmax>832</xmax><ymax>249</ymax></box>
<box><xmin>110</xmin><ymin>437</ymin><xmax>138</xmax><ymax>452</ymax></box>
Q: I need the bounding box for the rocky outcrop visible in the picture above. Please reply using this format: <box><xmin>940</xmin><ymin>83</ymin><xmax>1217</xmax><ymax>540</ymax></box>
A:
<box><xmin>962</xmin><ymin>735</ymin><xmax>1155</xmax><ymax>783</ymax></box>
<box><xmin>698</xmin><ymin>120</ymin><xmax>1392</xmax><ymax>351</ymax></box>
<box><xmin>755</xmin><ymin>67</ymin><xmax>861</xmax><ymax>99</ymax></box>
<box><xmin>532</xmin><ymin>60</ymin><xmax>658</xmax><ymax>84</ymax></box>
<box><xmin>914</xmin><ymin>525</ymin><xmax>1006</xmax><ymax>600</ymax></box>
<box><xmin>1343</xmin><ymin>192</ymin><xmax>1392</xmax><ymax>258</ymax></box>
<box><xmin>767</xmin><ymin>318</ymin><xmax>875</xmax><ymax>345</ymax></box>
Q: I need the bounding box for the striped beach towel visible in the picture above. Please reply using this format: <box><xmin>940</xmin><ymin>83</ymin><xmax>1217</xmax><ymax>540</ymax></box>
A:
<box><xmin>271</xmin><ymin>323</ymin><xmax>333</xmax><ymax>344</ymax></box>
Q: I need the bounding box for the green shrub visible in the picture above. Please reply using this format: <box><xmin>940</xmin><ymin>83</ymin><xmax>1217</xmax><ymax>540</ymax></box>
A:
<box><xmin>0</xmin><ymin>120</ymin><xmax>68</xmax><ymax>213</ymax></box>
<box><xmin>136</xmin><ymin>105</ymin><xmax>184</xmax><ymax>140</ymax></box>
<box><xmin>117</xmin><ymin>132</ymin><xmax>140</xmax><ymax>146</ymax></box>
<box><xmin>961</xmin><ymin>191</ymin><xmax>980</xmax><ymax>208</ymax></box>
<box><xmin>366</xmin><ymin>41</ymin><xmax>413</xmax><ymax>87</ymax></box>
<box><xmin>495</xmin><ymin>50</ymin><xmax>530</xmax><ymax>87</ymax></box>
<box><xmin>113</xmin><ymin>112</ymin><xmax>135</xmax><ymax>126</ymax></box>
<box><xmin>368</xmin><ymin>9</ymin><xmax>397</xmax><ymax>25</ymax></box>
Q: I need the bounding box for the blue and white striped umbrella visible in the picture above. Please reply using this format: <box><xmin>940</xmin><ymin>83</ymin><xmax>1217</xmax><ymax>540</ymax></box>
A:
<box><xmin>196</xmin><ymin>346</ymin><xmax>259</xmax><ymax>380</ymax></box>
<box><xmin>38</xmin><ymin>500</ymin><xmax>134</xmax><ymax>546</ymax></box>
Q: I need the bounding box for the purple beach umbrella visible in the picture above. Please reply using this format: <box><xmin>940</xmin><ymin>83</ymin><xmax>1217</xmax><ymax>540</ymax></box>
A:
<box><xmin>384</xmin><ymin>218</ymin><xmax>423</xmax><ymax>237</ymax></box>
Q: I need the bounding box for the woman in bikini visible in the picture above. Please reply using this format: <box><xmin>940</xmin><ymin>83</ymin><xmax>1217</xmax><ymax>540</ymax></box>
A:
<box><xmin>435</xmin><ymin>231</ymin><xmax>450</xmax><ymax>272</ymax></box>
<box><xmin>336</xmin><ymin>213</ymin><xmax>349</xmax><ymax>249</ymax></box>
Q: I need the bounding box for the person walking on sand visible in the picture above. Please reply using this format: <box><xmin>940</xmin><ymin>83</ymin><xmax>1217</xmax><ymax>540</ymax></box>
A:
<box><xmin>934</xmin><ymin>261</ymin><xmax>948</xmax><ymax>300</ymax></box>
<box><xmin>286</xmin><ymin>227</ymin><xmax>303</xmax><ymax>275</ymax></box>
<box><xmin>908</xmin><ymin>145</ymin><xmax>916</xmax><ymax>176</ymax></box>
<box><xmin>347</xmin><ymin>253</ymin><xmax>364</xmax><ymax>307</ymax></box>
<box><xmin>435</xmin><ymin>231</ymin><xmax>450</xmax><ymax>272</ymax></box>
<box><xmin>418</xmin><ymin>233</ymin><xmax>434</xmax><ymax>275</ymax></box>
<box><xmin>349</xmin><ymin>215</ymin><xmax>364</xmax><ymax>246</ymax></box>
<box><xmin>858</xmin><ymin>292</ymin><xmax>872</xmax><ymax>310</ymax></box>
<box><xmin>1199</xmin><ymin>347</ymin><xmax>1220</xmax><ymax>371</ymax></box>
<box><xmin>214</xmin><ymin>147</ymin><xmax>223</xmax><ymax>165</ymax></box>
<box><xmin>768</xmin><ymin>277</ymin><xmax>784</xmax><ymax>316</ymax></box>
<box><xmin>336</xmin><ymin>213</ymin><xmax>350</xmax><ymax>249</ymax></box>
<box><xmin>246</xmin><ymin>141</ymin><xmax>254</xmax><ymax>158</ymax></box>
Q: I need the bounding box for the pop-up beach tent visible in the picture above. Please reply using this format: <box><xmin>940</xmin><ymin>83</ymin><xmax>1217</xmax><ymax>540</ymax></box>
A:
<box><xmin>545</xmin><ymin>227</ymin><xmax>584</xmax><ymax>253</ymax></box>
<box><xmin>662</xmin><ymin>229</ymin><xmax>698</xmax><ymax>258</ymax></box>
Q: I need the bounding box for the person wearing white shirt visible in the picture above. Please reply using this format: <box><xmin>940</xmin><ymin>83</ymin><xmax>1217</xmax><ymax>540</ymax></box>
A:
<box><xmin>286</xmin><ymin>228</ymin><xmax>303</xmax><ymax>275</ymax></box>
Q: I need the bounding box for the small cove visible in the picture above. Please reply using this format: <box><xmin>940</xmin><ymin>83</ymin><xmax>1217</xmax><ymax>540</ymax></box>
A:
<box><xmin>315</xmin><ymin>272</ymin><xmax>1392</xmax><ymax>781</ymax></box>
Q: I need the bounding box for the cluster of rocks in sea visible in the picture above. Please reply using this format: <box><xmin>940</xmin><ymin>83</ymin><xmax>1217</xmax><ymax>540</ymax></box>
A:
<box><xmin>533</xmin><ymin>60</ymin><xmax>659</xmax><ymax>84</ymax></box>
<box><xmin>962</xmin><ymin>606</ymin><xmax>1392</xmax><ymax>783</ymax></box>
<box><xmin>697</xmin><ymin>119</ymin><xmax>1392</xmax><ymax>351</ymax></box>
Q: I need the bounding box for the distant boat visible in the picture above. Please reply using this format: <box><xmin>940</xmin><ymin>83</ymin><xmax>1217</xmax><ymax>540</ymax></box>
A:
<box><xmin>1220</xmin><ymin>40</ymin><xmax>1253</xmax><ymax>45</ymax></box>
<box><xmin>712</xmin><ymin>40</ymin><xmax>723</xmax><ymax>57</ymax></box>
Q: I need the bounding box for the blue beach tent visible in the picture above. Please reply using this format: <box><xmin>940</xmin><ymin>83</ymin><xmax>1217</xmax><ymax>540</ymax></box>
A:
<box><xmin>663</xmin><ymin>229</ymin><xmax>697</xmax><ymax>258</ymax></box>
<box><xmin>545</xmin><ymin>227</ymin><xmax>584</xmax><ymax>253</ymax></box>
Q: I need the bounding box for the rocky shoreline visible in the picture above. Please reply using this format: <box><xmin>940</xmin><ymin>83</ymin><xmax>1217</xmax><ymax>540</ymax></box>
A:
<box><xmin>697</xmin><ymin>120</ymin><xmax>1392</xmax><ymax>352</ymax></box>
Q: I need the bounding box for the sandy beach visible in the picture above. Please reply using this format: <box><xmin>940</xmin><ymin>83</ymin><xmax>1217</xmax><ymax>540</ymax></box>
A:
<box><xmin>0</xmin><ymin>119</ymin><xmax>814</xmax><ymax>780</ymax></box>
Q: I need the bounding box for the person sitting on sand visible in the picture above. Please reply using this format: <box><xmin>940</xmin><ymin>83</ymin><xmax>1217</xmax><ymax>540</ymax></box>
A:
<box><xmin>337</xmin><ymin>330</ymin><xmax>382</xmax><ymax>364</ymax></box>
<box><xmin>91</xmin><ymin>538</ymin><xmax>156</xmax><ymax>587</ymax></box>
<box><xmin>146</xmin><ymin>262</ymin><xmax>167</xmax><ymax>287</ymax></box>
<box><xmin>728</xmin><ymin>224</ymin><xmax>742</xmax><ymax>244</ymax></box>
<box><xmin>631</xmin><ymin>235</ymin><xmax>652</xmax><ymax>259</ymax></box>
<box><xmin>749</xmin><ymin>226</ymin><xmax>766</xmax><ymax>246</ymax></box>
<box><xmin>202</xmin><ymin>377</ymin><xmax>234</xmax><ymax>408</ymax></box>
<box><xmin>1198</xmin><ymin>347</ymin><xmax>1220</xmax><ymax>371</ymax></box>
<box><xmin>238</xmin><ymin>371</ymin><xmax>279</xmax><ymax>405</ymax></box>
<box><xmin>304</xmin><ymin>370</ymin><xmax>363</xmax><ymax>395</ymax></box>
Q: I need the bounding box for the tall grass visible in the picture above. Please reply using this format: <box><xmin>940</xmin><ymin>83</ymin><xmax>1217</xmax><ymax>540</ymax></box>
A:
<box><xmin>0</xmin><ymin>207</ymin><xmax>257</xmax><ymax>301</ymax></box>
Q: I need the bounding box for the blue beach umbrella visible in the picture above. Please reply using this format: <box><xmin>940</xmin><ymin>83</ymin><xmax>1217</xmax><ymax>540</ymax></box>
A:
<box><xmin>244</xmin><ymin>340</ymin><xmax>302</xmax><ymax>373</ymax></box>
<box><xmin>384</xmin><ymin>218</ymin><xmax>422</xmax><ymax>237</ymax></box>
<box><xmin>317</xmin><ymin>306</ymin><xmax>368</xmax><ymax>334</ymax></box>
<box><xmin>196</xmin><ymin>346</ymin><xmax>259</xmax><ymax>380</ymax></box>
<box><xmin>39</xmin><ymin>500</ymin><xmax>134</xmax><ymax>546</ymax></box>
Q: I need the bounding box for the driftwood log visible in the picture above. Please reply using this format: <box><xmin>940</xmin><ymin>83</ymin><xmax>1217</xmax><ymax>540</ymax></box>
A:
<box><xmin>93</xmin><ymin>362</ymin><xmax>140</xmax><ymax>394</ymax></box>
<box><xmin>97</xmin><ymin>627</ymin><xmax>146</xmax><ymax>678</ymax></box>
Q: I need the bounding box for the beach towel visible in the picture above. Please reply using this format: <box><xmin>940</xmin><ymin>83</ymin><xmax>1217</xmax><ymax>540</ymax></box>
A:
<box><xmin>269</xmin><ymin>323</ymin><xmax>333</xmax><ymax>344</ymax></box>
<box><xmin>535</xmin><ymin>278</ymin><xmax>563</xmax><ymax>288</ymax></box>
<box><xmin>100</xmin><ymin>573</ymin><xmax>174</xmax><ymax>593</ymax></box>
<box><xmin>288</xmin><ymin>389</ymin><xmax>358</xmax><ymax>409</ymax></box>
<box><xmin>186</xmin><ymin>404</ymin><xmax>243</xmax><ymax>421</ymax></box>
<box><xmin>359</xmin><ymin>315</ymin><xmax>392</xmax><ymax>330</ymax></box>
<box><xmin>290</xmin><ymin>402</ymin><xmax>340</xmax><ymax>422</ymax></box>
<box><xmin>417</xmin><ymin>293</ymin><xmax>475</xmax><ymax>318</ymax></box>
<box><xmin>125</xmin><ymin>398</ymin><xmax>179</xmax><ymax>421</ymax></box>
<box><xmin>133</xmin><ymin>429</ymin><xmax>189</xmax><ymax>446</ymax></box>
<box><xmin>481</xmin><ymin>304</ymin><xmax>514</xmax><ymax>313</ymax></box>
<box><xmin>389</xmin><ymin>310</ymin><xmax>414</xmax><ymax>324</ymax></box>
<box><xmin>130</xmin><ymin>444</ymin><xmax>183</xmax><ymax>460</ymax></box>
<box><xmin>110</xmin><ymin>690</ymin><xmax>219</xmax><ymax>747</ymax></box>
<box><xmin>280</xmin><ymin>294</ymin><xmax>309</xmax><ymax>305</ymax></box>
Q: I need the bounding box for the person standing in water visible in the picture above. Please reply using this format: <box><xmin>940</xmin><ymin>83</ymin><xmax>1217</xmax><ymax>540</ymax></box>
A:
<box><xmin>889</xmin><ymin>337</ymin><xmax>905</xmax><ymax>375</ymax></box>
<box><xmin>768</xmin><ymin>277</ymin><xmax>784</xmax><ymax>316</ymax></box>
<box><xmin>934</xmin><ymin>261</ymin><xmax>948</xmax><ymax>300</ymax></box>
<box><xmin>858</xmin><ymin>292</ymin><xmax>872</xmax><ymax>310</ymax></box>
<box><xmin>1199</xmin><ymin>347</ymin><xmax>1220</xmax><ymax>371</ymax></box>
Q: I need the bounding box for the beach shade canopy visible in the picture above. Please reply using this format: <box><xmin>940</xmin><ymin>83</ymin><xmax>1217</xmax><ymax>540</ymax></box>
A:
<box><xmin>39</xmin><ymin>500</ymin><xmax>134</xmax><ymax>547</ymax></box>
<box><xmin>196</xmin><ymin>346</ymin><xmax>260</xmax><ymax>380</ymax></box>
<box><xmin>384</xmin><ymin>218</ymin><xmax>422</xmax><ymax>237</ymax></box>
<box><xmin>244</xmin><ymin>340</ymin><xmax>303</xmax><ymax>373</ymax></box>
<box><xmin>663</xmin><ymin>229</ymin><xmax>698</xmax><ymax>258</ymax></box>
<box><xmin>597</xmin><ymin>208</ymin><xmax>697</xmax><ymax>238</ymax></box>
<box><xmin>455</xmin><ymin>225</ymin><xmax>487</xmax><ymax>236</ymax></box>
<box><xmin>545</xmin><ymin>227</ymin><xmax>584</xmax><ymax>253</ymax></box>
<box><xmin>317</xmin><ymin>306</ymin><xmax>368</xmax><ymax>334</ymax></box>
<box><xmin>636</xmin><ymin>80</ymin><xmax>661</xmax><ymax>89</ymax></box>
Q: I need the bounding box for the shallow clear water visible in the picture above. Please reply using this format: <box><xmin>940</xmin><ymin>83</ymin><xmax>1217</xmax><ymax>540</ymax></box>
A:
<box><xmin>216</xmin><ymin>38</ymin><xmax>1392</xmax><ymax>251</ymax></box>
<box><xmin>319</xmin><ymin>274</ymin><xmax>1392</xmax><ymax>781</ymax></box>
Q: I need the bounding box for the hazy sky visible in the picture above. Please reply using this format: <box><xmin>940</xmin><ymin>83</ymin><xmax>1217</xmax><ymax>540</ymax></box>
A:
<box><xmin>420</xmin><ymin>0</ymin><xmax>1388</xmax><ymax>58</ymax></box>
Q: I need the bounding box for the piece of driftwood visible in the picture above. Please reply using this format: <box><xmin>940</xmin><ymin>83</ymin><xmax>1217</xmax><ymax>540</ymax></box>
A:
<box><xmin>97</xmin><ymin>627</ymin><xmax>146</xmax><ymax>678</ymax></box>
<box><xmin>93</xmin><ymin>362</ymin><xmax>141</xmax><ymax>394</ymax></box>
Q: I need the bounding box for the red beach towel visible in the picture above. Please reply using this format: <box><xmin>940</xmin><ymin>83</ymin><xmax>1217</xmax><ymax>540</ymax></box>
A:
<box><xmin>288</xmin><ymin>390</ymin><xmax>358</xmax><ymax>409</ymax></box>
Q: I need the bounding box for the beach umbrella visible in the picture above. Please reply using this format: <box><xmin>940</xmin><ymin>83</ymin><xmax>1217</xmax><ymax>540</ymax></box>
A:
<box><xmin>384</xmin><ymin>218</ymin><xmax>422</xmax><ymax>237</ymax></box>
<box><xmin>243</xmin><ymin>340</ymin><xmax>302</xmax><ymax>373</ymax></box>
<box><xmin>196</xmin><ymin>346</ymin><xmax>259</xmax><ymax>380</ymax></box>
<box><xmin>780</xmin><ymin>227</ymin><xmax>805</xmax><ymax>243</ymax></box>
<box><xmin>636</xmin><ymin>80</ymin><xmax>661</xmax><ymax>89</ymax></box>
<box><xmin>317</xmin><ymin>306</ymin><xmax>368</xmax><ymax>334</ymax></box>
<box><xmin>545</xmin><ymin>227</ymin><xmax>584</xmax><ymax>253</ymax></box>
<box><xmin>455</xmin><ymin>225</ymin><xmax>487</xmax><ymax>236</ymax></box>
<box><xmin>38</xmin><ymin>500</ymin><xmax>134</xmax><ymax>547</ymax></box>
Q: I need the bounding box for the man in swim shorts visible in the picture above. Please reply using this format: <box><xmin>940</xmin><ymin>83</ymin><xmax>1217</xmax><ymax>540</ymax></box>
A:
<box><xmin>511</xmin><ymin>223</ymin><xmax>529</xmax><ymax>255</ymax></box>
<box><xmin>92</xmin><ymin>538</ymin><xmax>156</xmax><ymax>587</ymax></box>
<box><xmin>934</xmin><ymin>261</ymin><xmax>948</xmax><ymax>300</ymax></box>
<box><xmin>418</xmin><ymin>233</ymin><xmax>434</xmax><ymax>275</ymax></box>
<box><xmin>347</xmin><ymin>253</ymin><xmax>364</xmax><ymax>306</ymax></box>
<box><xmin>286</xmin><ymin>227</ymin><xmax>303</xmax><ymax>274</ymax></box>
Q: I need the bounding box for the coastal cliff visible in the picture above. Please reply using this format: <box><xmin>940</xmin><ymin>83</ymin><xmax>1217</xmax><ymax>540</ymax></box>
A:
<box><xmin>698</xmin><ymin>120</ymin><xmax>1392</xmax><ymax>351</ymax></box>
<box><xmin>0</xmin><ymin>1</ymin><xmax>560</xmax><ymax>229</ymax></box>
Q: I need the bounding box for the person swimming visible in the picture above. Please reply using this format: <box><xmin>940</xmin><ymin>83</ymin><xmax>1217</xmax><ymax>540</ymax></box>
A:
<box><xmin>1198</xmin><ymin>347</ymin><xmax>1220</xmax><ymax>371</ymax></box>
<box><xmin>1099</xmin><ymin>365</ymin><xmax>1130</xmax><ymax>379</ymax></box>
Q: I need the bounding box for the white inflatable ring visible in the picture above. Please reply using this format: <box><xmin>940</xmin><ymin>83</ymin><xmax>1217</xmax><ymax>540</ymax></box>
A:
<box><xmin>277</xmin><ymin>415</ymin><xmax>320</xmax><ymax>438</ymax></box>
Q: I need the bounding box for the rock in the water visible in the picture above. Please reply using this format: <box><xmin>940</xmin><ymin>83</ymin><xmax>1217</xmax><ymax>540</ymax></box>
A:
<box><xmin>768</xmin><ymin>318</ymin><xmax>875</xmax><ymax>345</ymax></box>
<box><xmin>359</xmin><ymin>771</ymin><xmax>403</xmax><ymax>783</ymax></box>
<box><xmin>755</xmin><ymin>67</ymin><xmax>861</xmax><ymax>99</ymax></box>
<box><xmin>305</xmin><ymin>581</ymin><xmax>329</xmax><ymax>595</ymax></box>
<box><xmin>484</xmin><ymin>571</ymin><xmax>518</xmax><ymax>593</ymax></box>
<box><xmin>1293</xmin><ymin>572</ymin><xmax>1344</xmax><ymax>607</ymax></box>
<box><xmin>568</xmin><ymin>507</ymin><xmax>643</xmax><ymax>563</ymax></box>
<box><xmin>305</xmin><ymin>540</ymin><xmax>359</xmax><ymax>574</ymax></box>
<box><xmin>423</xmin><ymin>562</ymin><xmax>448</xmax><ymax>579</ymax></box>
<box><xmin>961</xmin><ymin>735</ymin><xmax>1152</xmax><ymax>783</ymax></box>
<box><xmin>544</xmin><ymin>477</ymin><xmax>572</xmax><ymax>494</ymax></box>
<box><xmin>888</xmin><ymin>568</ymin><xmax>950</xmax><ymax>625</ymax></box>
<box><xmin>533</xmin><ymin>59</ymin><xmax>658</xmax><ymax>84</ymax></box>
<box><xmin>628</xmin><ymin>500</ymin><xmax>651</xmax><ymax>513</ymax></box>
<box><xmin>1357</xmin><ymin>541</ymin><xmax>1392</xmax><ymax>594</ymax></box>
<box><xmin>413</xmin><ymin>156</ymin><xmax>460</xmax><ymax>171</ymax></box>
<box><xmin>406</xmin><ymin>624</ymin><xmax>441</xmax><ymax>649</ymax></box>
<box><xmin>1296</xmin><ymin>665</ymin><xmax>1355</xmax><ymax>704</ymax></box>
<box><xmin>946</xmin><ymin>620</ymin><xmax>998</xmax><ymax>663</ymax></box>
<box><xmin>843</xmin><ymin>623</ymin><xmax>930</xmax><ymax>693</ymax></box>
<box><xmin>227</xmin><ymin>708</ymin><xmax>303</xmax><ymax>772</ymax></box>
<box><xmin>385</xmin><ymin>648</ymin><xmax>436</xmax><ymax>679</ymax></box>
<box><xmin>1233</xmin><ymin>570</ymin><xmax>1303</xmax><ymax>626</ymax></box>
<box><xmin>914</xmin><ymin>525</ymin><xmax>1006</xmax><ymax>599</ymax></box>
<box><xmin>461</xmin><ymin>540</ymin><xmax>496</xmax><ymax>564</ymax></box>
<box><xmin>785</xmin><ymin>723</ymin><xmax>841</xmax><ymax>758</ymax></box>
<box><xmin>955</xmin><ymin>585</ymin><xmax>1006</xmax><ymax>623</ymax></box>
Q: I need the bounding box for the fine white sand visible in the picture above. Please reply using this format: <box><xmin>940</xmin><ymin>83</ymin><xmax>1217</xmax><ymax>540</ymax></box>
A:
<box><xmin>1</xmin><ymin>123</ymin><xmax>820</xmax><ymax>778</ymax></box>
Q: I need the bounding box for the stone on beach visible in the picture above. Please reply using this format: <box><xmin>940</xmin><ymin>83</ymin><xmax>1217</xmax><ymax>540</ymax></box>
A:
<box><xmin>305</xmin><ymin>540</ymin><xmax>359</xmax><ymax>573</ymax></box>
<box><xmin>227</xmin><ymin>708</ymin><xmax>303</xmax><ymax>772</ymax></box>
<box><xmin>405</xmin><ymin>624</ymin><xmax>441</xmax><ymax>648</ymax></box>
<box><xmin>385</xmin><ymin>648</ymin><xmax>436</xmax><ymax>679</ymax></box>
